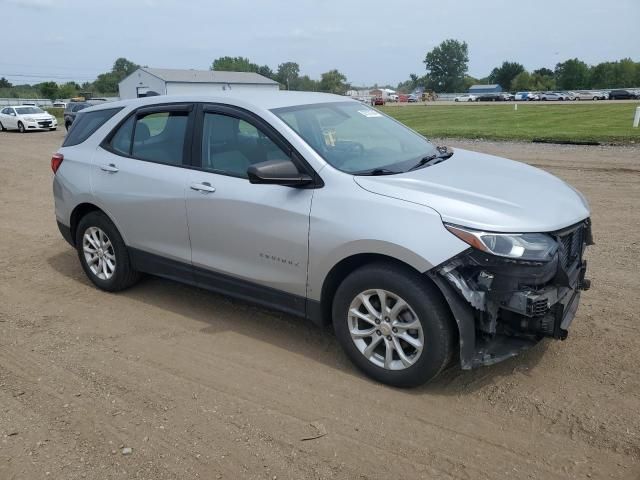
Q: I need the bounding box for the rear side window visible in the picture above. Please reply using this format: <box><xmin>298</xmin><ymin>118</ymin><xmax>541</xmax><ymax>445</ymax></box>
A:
<box><xmin>63</xmin><ymin>107</ymin><xmax>122</xmax><ymax>147</ymax></box>
<box><xmin>110</xmin><ymin>116</ymin><xmax>134</xmax><ymax>155</ymax></box>
<box><xmin>106</xmin><ymin>110</ymin><xmax>188</xmax><ymax>166</ymax></box>
<box><xmin>132</xmin><ymin>112</ymin><xmax>188</xmax><ymax>165</ymax></box>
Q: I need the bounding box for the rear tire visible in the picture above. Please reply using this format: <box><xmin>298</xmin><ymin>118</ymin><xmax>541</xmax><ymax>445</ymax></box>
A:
<box><xmin>75</xmin><ymin>211</ymin><xmax>140</xmax><ymax>292</ymax></box>
<box><xmin>332</xmin><ymin>262</ymin><xmax>456</xmax><ymax>387</ymax></box>
<box><xmin>18</xmin><ymin>121</ymin><xmax>25</xmax><ymax>133</ymax></box>
<box><xmin>0</xmin><ymin>121</ymin><xmax>5</xmax><ymax>131</ymax></box>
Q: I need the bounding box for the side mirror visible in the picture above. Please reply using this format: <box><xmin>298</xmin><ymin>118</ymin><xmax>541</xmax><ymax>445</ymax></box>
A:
<box><xmin>247</xmin><ymin>159</ymin><xmax>313</xmax><ymax>187</ymax></box>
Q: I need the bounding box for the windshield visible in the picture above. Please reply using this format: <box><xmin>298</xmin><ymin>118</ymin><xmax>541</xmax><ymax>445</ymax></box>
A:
<box><xmin>272</xmin><ymin>101</ymin><xmax>438</xmax><ymax>174</ymax></box>
<box><xmin>16</xmin><ymin>107</ymin><xmax>44</xmax><ymax>115</ymax></box>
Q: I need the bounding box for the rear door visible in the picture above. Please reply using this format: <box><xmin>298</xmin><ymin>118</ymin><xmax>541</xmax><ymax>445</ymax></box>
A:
<box><xmin>92</xmin><ymin>104</ymin><xmax>194</xmax><ymax>265</ymax></box>
<box><xmin>184</xmin><ymin>104</ymin><xmax>314</xmax><ymax>313</ymax></box>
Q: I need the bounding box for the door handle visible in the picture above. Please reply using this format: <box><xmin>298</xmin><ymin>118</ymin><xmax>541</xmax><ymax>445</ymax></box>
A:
<box><xmin>100</xmin><ymin>163</ymin><xmax>119</xmax><ymax>173</ymax></box>
<box><xmin>190</xmin><ymin>182</ymin><xmax>216</xmax><ymax>193</ymax></box>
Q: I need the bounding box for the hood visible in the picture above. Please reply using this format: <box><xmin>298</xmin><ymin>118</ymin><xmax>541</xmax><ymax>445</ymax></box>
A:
<box><xmin>354</xmin><ymin>148</ymin><xmax>590</xmax><ymax>233</ymax></box>
<box><xmin>21</xmin><ymin>113</ymin><xmax>53</xmax><ymax>120</ymax></box>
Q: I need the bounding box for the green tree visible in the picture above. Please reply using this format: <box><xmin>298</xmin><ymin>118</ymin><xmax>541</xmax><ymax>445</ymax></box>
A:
<box><xmin>555</xmin><ymin>58</ymin><xmax>590</xmax><ymax>89</ymax></box>
<box><xmin>276</xmin><ymin>62</ymin><xmax>300</xmax><ymax>89</ymax></box>
<box><xmin>211</xmin><ymin>56</ymin><xmax>259</xmax><ymax>72</ymax></box>
<box><xmin>615</xmin><ymin>58</ymin><xmax>638</xmax><ymax>87</ymax></box>
<box><xmin>0</xmin><ymin>77</ymin><xmax>12</xmax><ymax>88</ymax></box>
<box><xmin>489</xmin><ymin>61</ymin><xmax>525</xmax><ymax>90</ymax></box>
<box><xmin>92</xmin><ymin>72</ymin><xmax>119</xmax><ymax>94</ymax></box>
<box><xmin>295</xmin><ymin>75</ymin><xmax>319</xmax><ymax>92</ymax></box>
<box><xmin>256</xmin><ymin>65</ymin><xmax>275</xmax><ymax>80</ymax></box>
<box><xmin>531</xmin><ymin>73</ymin><xmax>556</xmax><ymax>91</ymax></box>
<box><xmin>396</xmin><ymin>73</ymin><xmax>423</xmax><ymax>93</ymax></box>
<box><xmin>511</xmin><ymin>71</ymin><xmax>532</xmax><ymax>91</ymax></box>
<box><xmin>57</xmin><ymin>81</ymin><xmax>79</xmax><ymax>99</ymax></box>
<box><xmin>112</xmin><ymin>57</ymin><xmax>140</xmax><ymax>78</ymax></box>
<box><xmin>590</xmin><ymin>62</ymin><xmax>616</xmax><ymax>89</ymax></box>
<box><xmin>319</xmin><ymin>69</ymin><xmax>348</xmax><ymax>94</ymax></box>
<box><xmin>532</xmin><ymin>67</ymin><xmax>554</xmax><ymax>77</ymax></box>
<box><xmin>423</xmin><ymin>39</ymin><xmax>469</xmax><ymax>92</ymax></box>
<box><xmin>38</xmin><ymin>81</ymin><xmax>59</xmax><ymax>100</ymax></box>
<box><xmin>87</xmin><ymin>57</ymin><xmax>140</xmax><ymax>94</ymax></box>
<box><xmin>462</xmin><ymin>74</ymin><xmax>480</xmax><ymax>90</ymax></box>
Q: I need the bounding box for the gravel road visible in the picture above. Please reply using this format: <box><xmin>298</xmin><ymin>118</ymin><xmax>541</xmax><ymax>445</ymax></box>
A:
<box><xmin>1</xmin><ymin>130</ymin><xmax>638</xmax><ymax>479</ymax></box>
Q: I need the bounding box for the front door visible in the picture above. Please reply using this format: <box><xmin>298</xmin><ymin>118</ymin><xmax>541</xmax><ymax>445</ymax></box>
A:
<box><xmin>185</xmin><ymin>105</ymin><xmax>314</xmax><ymax>314</ymax></box>
<box><xmin>2</xmin><ymin>108</ymin><xmax>17</xmax><ymax>129</ymax></box>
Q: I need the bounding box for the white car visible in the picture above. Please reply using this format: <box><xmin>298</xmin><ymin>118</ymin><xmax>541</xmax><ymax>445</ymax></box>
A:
<box><xmin>539</xmin><ymin>92</ymin><xmax>568</xmax><ymax>101</ymax></box>
<box><xmin>573</xmin><ymin>91</ymin><xmax>607</xmax><ymax>101</ymax></box>
<box><xmin>0</xmin><ymin>105</ymin><xmax>58</xmax><ymax>133</ymax></box>
<box><xmin>454</xmin><ymin>94</ymin><xmax>477</xmax><ymax>102</ymax></box>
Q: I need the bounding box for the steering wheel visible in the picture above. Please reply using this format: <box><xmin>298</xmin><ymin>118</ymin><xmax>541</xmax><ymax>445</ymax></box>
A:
<box><xmin>330</xmin><ymin>141</ymin><xmax>365</xmax><ymax>167</ymax></box>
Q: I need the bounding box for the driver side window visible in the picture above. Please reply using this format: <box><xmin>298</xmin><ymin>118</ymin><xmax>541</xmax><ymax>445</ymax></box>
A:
<box><xmin>201</xmin><ymin>113</ymin><xmax>289</xmax><ymax>178</ymax></box>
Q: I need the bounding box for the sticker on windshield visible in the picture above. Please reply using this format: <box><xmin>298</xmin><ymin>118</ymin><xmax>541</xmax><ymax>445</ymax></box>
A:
<box><xmin>358</xmin><ymin>109</ymin><xmax>382</xmax><ymax>118</ymax></box>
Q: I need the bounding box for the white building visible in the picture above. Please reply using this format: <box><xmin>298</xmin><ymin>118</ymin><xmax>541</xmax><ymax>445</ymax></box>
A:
<box><xmin>118</xmin><ymin>68</ymin><xmax>280</xmax><ymax>99</ymax></box>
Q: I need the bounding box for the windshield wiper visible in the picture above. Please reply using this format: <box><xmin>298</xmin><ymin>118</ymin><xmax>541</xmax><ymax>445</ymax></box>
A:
<box><xmin>407</xmin><ymin>147</ymin><xmax>454</xmax><ymax>172</ymax></box>
<box><xmin>354</xmin><ymin>168</ymin><xmax>398</xmax><ymax>176</ymax></box>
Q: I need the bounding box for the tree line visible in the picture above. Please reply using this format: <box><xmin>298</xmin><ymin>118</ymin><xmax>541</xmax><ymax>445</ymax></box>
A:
<box><xmin>0</xmin><ymin>57</ymin><xmax>141</xmax><ymax>100</ymax></box>
<box><xmin>0</xmin><ymin>56</ymin><xmax>351</xmax><ymax>100</ymax></box>
<box><xmin>397</xmin><ymin>39</ymin><xmax>640</xmax><ymax>93</ymax></box>
<box><xmin>210</xmin><ymin>56</ymin><xmax>348</xmax><ymax>94</ymax></box>
<box><xmin>2</xmin><ymin>45</ymin><xmax>638</xmax><ymax>100</ymax></box>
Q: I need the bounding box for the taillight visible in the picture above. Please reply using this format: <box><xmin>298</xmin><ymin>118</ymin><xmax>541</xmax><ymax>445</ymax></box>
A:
<box><xmin>51</xmin><ymin>153</ymin><xmax>64</xmax><ymax>174</ymax></box>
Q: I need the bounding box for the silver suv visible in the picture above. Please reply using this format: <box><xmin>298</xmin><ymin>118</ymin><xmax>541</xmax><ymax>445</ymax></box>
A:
<box><xmin>52</xmin><ymin>92</ymin><xmax>592</xmax><ymax>387</ymax></box>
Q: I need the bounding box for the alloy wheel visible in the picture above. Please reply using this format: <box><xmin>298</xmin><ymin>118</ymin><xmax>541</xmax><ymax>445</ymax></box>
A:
<box><xmin>347</xmin><ymin>289</ymin><xmax>424</xmax><ymax>370</ymax></box>
<box><xmin>82</xmin><ymin>226</ymin><xmax>116</xmax><ymax>280</ymax></box>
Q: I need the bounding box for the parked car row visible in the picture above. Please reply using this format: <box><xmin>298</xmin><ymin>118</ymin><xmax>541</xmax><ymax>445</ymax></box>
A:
<box><xmin>454</xmin><ymin>89</ymin><xmax>638</xmax><ymax>102</ymax></box>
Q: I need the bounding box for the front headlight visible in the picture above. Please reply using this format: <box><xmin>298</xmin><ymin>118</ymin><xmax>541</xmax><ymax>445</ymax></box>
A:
<box><xmin>445</xmin><ymin>224</ymin><xmax>558</xmax><ymax>261</ymax></box>
<box><xmin>24</xmin><ymin>117</ymin><xmax>35</xmax><ymax>122</ymax></box>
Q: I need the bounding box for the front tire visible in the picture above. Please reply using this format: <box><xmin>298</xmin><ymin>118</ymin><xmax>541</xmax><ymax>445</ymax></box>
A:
<box><xmin>0</xmin><ymin>121</ymin><xmax>5</xmax><ymax>132</ymax></box>
<box><xmin>75</xmin><ymin>211</ymin><xmax>140</xmax><ymax>292</ymax></box>
<box><xmin>332</xmin><ymin>263</ymin><xmax>456</xmax><ymax>387</ymax></box>
<box><xmin>18</xmin><ymin>121</ymin><xmax>25</xmax><ymax>133</ymax></box>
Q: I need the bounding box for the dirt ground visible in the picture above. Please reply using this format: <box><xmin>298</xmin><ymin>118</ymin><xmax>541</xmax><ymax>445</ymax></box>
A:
<box><xmin>0</xmin><ymin>129</ymin><xmax>639</xmax><ymax>480</ymax></box>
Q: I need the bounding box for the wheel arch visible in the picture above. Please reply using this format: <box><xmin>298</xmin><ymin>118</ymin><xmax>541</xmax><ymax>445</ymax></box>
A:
<box><xmin>69</xmin><ymin>202</ymin><xmax>123</xmax><ymax>246</ymax></box>
<box><xmin>314</xmin><ymin>253</ymin><xmax>440</xmax><ymax>327</ymax></box>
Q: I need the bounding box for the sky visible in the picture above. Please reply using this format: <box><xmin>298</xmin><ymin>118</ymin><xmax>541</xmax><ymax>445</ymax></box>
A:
<box><xmin>2</xmin><ymin>0</ymin><xmax>639</xmax><ymax>87</ymax></box>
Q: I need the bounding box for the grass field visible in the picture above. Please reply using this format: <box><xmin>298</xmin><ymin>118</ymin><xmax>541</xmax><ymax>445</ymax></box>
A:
<box><xmin>44</xmin><ymin>102</ymin><xmax>640</xmax><ymax>145</ymax></box>
<box><xmin>381</xmin><ymin>103</ymin><xmax>640</xmax><ymax>144</ymax></box>
<box><xmin>45</xmin><ymin>107</ymin><xmax>64</xmax><ymax>122</ymax></box>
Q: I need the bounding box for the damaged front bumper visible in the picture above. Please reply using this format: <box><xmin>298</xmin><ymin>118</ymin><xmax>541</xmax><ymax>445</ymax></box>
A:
<box><xmin>429</xmin><ymin>219</ymin><xmax>593</xmax><ymax>369</ymax></box>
